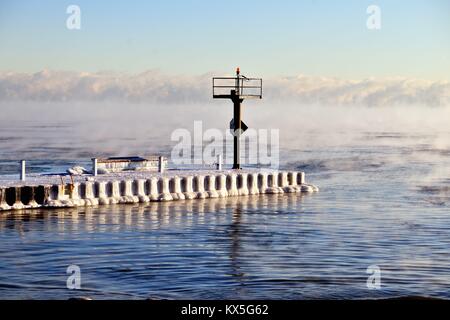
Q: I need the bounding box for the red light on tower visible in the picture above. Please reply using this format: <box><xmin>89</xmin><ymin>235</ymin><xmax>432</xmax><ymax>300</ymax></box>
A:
<box><xmin>236</xmin><ymin>67</ymin><xmax>240</xmax><ymax>75</ymax></box>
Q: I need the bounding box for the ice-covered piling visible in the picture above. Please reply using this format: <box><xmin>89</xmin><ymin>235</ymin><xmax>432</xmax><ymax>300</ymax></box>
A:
<box><xmin>0</xmin><ymin>170</ymin><xmax>318</xmax><ymax>212</ymax></box>
<box><xmin>20</xmin><ymin>160</ymin><xmax>26</xmax><ymax>181</ymax></box>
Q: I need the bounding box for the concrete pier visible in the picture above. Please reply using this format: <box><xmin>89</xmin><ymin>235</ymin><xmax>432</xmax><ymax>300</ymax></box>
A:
<box><xmin>0</xmin><ymin>169</ymin><xmax>318</xmax><ymax>212</ymax></box>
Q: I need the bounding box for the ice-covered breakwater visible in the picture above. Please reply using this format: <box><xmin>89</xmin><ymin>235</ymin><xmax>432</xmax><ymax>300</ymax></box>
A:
<box><xmin>0</xmin><ymin>169</ymin><xmax>318</xmax><ymax>211</ymax></box>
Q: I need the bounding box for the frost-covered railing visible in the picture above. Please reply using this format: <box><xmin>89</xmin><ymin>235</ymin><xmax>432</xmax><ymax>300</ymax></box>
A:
<box><xmin>212</xmin><ymin>77</ymin><xmax>262</xmax><ymax>99</ymax></box>
<box><xmin>96</xmin><ymin>156</ymin><xmax>168</xmax><ymax>174</ymax></box>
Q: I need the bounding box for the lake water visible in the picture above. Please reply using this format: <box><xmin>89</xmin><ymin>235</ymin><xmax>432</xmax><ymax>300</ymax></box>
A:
<box><xmin>0</xmin><ymin>103</ymin><xmax>449</xmax><ymax>299</ymax></box>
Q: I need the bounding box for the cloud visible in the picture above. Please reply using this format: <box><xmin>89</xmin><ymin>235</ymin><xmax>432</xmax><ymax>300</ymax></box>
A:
<box><xmin>267</xmin><ymin>75</ymin><xmax>450</xmax><ymax>107</ymax></box>
<box><xmin>0</xmin><ymin>70</ymin><xmax>449</xmax><ymax>107</ymax></box>
<box><xmin>0</xmin><ymin>70</ymin><xmax>214</xmax><ymax>104</ymax></box>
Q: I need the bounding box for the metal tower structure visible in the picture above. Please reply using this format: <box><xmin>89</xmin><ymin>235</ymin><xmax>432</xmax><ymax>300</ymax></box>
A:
<box><xmin>212</xmin><ymin>68</ymin><xmax>262</xmax><ymax>169</ymax></box>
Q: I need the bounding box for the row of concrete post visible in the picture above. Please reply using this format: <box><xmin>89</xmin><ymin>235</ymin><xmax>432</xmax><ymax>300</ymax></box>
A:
<box><xmin>1</xmin><ymin>170</ymin><xmax>318</xmax><ymax>211</ymax></box>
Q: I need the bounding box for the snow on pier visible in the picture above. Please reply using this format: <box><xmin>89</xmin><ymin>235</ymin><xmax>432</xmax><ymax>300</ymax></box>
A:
<box><xmin>0</xmin><ymin>169</ymin><xmax>318</xmax><ymax>212</ymax></box>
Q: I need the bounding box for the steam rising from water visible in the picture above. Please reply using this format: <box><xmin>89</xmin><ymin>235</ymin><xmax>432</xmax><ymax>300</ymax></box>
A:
<box><xmin>0</xmin><ymin>101</ymin><xmax>449</xmax><ymax>158</ymax></box>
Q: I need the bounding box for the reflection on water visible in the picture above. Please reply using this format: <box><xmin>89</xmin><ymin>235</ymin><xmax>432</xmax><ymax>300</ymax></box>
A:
<box><xmin>1</xmin><ymin>187</ymin><xmax>450</xmax><ymax>300</ymax></box>
<box><xmin>0</xmin><ymin>194</ymin><xmax>313</xmax><ymax>299</ymax></box>
<box><xmin>0</xmin><ymin>193</ymin><xmax>306</xmax><ymax>234</ymax></box>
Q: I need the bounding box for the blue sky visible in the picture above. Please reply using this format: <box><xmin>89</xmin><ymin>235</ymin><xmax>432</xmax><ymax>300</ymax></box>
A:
<box><xmin>0</xmin><ymin>0</ymin><xmax>449</xmax><ymax>79</ymax></box>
